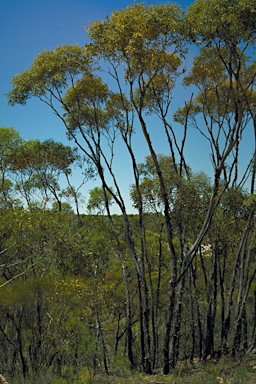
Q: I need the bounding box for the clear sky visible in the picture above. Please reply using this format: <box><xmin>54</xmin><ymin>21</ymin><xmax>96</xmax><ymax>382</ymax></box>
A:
<box><xmin>0</xmin><ymin>0</ymin><xmax>254</xmax><ymax>212</ymax></box>
<box><xmin>0</xmin><ymin>0</ymin><xmax>191</xmax><ymax>142</ymax></box>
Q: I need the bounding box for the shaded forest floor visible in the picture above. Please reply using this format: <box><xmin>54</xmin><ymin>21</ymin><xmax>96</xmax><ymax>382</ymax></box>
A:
<box><xmin>8</xmin><ymin>351</ymin><xmax>256</xmax><ymax>383</ymax></box>
<box><xmin>79</xmin><ymin>352</ymin><xmax>256</xmax><ymax>384</ymax></box>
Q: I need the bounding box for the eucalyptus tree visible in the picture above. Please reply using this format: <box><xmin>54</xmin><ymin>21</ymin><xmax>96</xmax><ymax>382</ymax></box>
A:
<box><xmin>6</xmin><ymin>0</ymin><xmax>256</xmax><ymax>375</ymax></box>
<box><xmin>11</xmin><ymin>139</ymin><xmax>82</xmax><ymax>211</ymax></box>
<box><xmin>173</xmin><ymin>0</ymin><xmax>256</xmax><ymax>364</ymax></box>
<box><xmin>7</xmin><ymin>4</ymin><xmax>186</xmax><ymax>373</ymax></box>
<box><xmin>87</xmin><ymin>186</ymin><xmax>114</xmax><ymax>215</ymax></box>
<box><xmin>0</xmin><ymin>128</ymin><xmax>23</xmax><ymax>210</ymax></box>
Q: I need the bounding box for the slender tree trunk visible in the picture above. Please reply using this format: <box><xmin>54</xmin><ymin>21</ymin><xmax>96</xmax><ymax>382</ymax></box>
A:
<box><xmin>222</xmin><ymin>209</ymin><xmax>255</xmax><ymax>354</ymax></box>
<box><xmin>163</xmin><ymin>280</ymin><xmax>176</xmax><ymax>375</ymax></box>
<box><xmin>133</xmin><ymin>73</ymin><xmax>191</xmax><ymax>374</ymax></box>
<box><xmin>218</xmin><ymin>242</ymin><xmax>226</xmax><ymax>357</ymax></box>
<box><xmin>242</xmin><ymin>307</ymin><xmax>248</xmax><ymax>353</ymax></box>
<box><xmin>100</xmin><ymin>178</ymin><xmax>136</xmax><ymax>369</ymax></box>
<box><xmin>95</xmin><ymin>311</ymin><xmax>109</xmax><ymax>374</ymax></box>
<box><xmin>169</xmin><ymin>275</ymin><xmax>186</xmax><ymax>369</ymax></box>
<box><xmin>17</xmin><ymin>307</ymin><xmax>28</xmax><ymax>378</ymax></box>
<box><xmin>250</xmin><ymin>288</ymin><xmax>256</xmax><ymax>350</ymax></box>
<box><xmin>154</xmin><ymin>225</ymin><xmax>164</xmax><ymax>368</ymax></box>
<box><xmin>120</xmin><ymin>130</ymin><xmax>153</xmax><ymax>374</ymax></box>
<box><xmin>188</xmin><ymin>267</ymin><xmax>195</xmax><ymax>363</ymax></box>
<box><xmin>123</xmin><ymin>270</ymin><xmax>135</xmax><ymax>369</ymax></box>
<box><xmin>202</xmin><ymin>248</ymin><xmax>217</xmax><ymax>360</ymax></box>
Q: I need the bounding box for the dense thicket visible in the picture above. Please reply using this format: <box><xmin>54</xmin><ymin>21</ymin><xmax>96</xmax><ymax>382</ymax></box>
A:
<box><xmin>1</xmin><ymin>0</ymin><xmax>255</xmax><ymax>381</ymax></box>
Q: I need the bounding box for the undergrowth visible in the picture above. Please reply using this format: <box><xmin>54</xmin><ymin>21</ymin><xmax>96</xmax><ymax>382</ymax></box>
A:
<box><xmin>7</xmin><ymin>352</ymin><xmax>256</xmax><ymax>384</ymax></box>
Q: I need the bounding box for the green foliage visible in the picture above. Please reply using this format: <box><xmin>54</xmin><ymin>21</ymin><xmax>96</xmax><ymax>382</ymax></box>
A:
<box><xmin>186</xmin><ymin>0</ymin><xmax>256</xmax><ymax>45</ymax></box>
<box><xmin>12</xmin><ymin>139</ymin><xmax>79</xmax><ymax>172</ymax></box>
<box><xmin>8</xmin><ymin>45</ymin><xmax>91</xmax><ymax>105</ymax></box>
<box><xmin>86</xmin><ymin>3</ymin><xmax>184</xmax><ymax>62</ymax></box>
<box><xmin>0</xmin><ymin>127</ymin><xmax>24</xmax><ymax>210</ymax></box>
<box><xmin>130</xmin><ymin>154</ymin><xmax>181</xmax><ymax>211</ymax></box>
<box><xmin>0</xmin><ymin>128</ymin><xmax>91</xmax><ymax>211</ymax></box>
<box><xmin>87</xmin><ymin>186</ymin><xmax>113</xmax><ymax>214</ymax></box>
<box><xmin>0</xmin><ymin>198</ymin><xmax>255</xmax><ymax>379</ymax></box>
<box><xmin>130</xmin><ymin>155</ymin><xmax>211</xmax><ymax>241</ymax></box>
<box><xmin>0</xmin><ymin>127</ymin><xmax>23</xmax><ymax>156</ymax></box>
<box><xmin>174</xmin><ymin>48</ymin><xmax>256</xmax><ymax>126</ymax></box>
<box><xmin>63</xmin><ymin>74</ymin><xmax>111</xmax><ymax>133</ymax></box>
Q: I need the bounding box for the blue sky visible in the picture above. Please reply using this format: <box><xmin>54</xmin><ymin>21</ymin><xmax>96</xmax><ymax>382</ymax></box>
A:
<box><xmin>0</xmin><ymin>0</ymin><xmax>192</xmax><ymax>142</ymax></box>
<box><xmin>0</xmin><ymin>0</ymin><xmax>254</xmax><ymax>212</ymax></box>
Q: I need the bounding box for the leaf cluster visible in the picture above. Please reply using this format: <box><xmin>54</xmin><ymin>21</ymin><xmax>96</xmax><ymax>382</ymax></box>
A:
<box><xmin>8</xmin><ymin>45</ymin><xmax>91</xmax><ymax>105</ymax></box>
<box><xmin>186</xmin><ymin>0</ymin><xmax>256</xmax><ymax>45</ymax></box>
